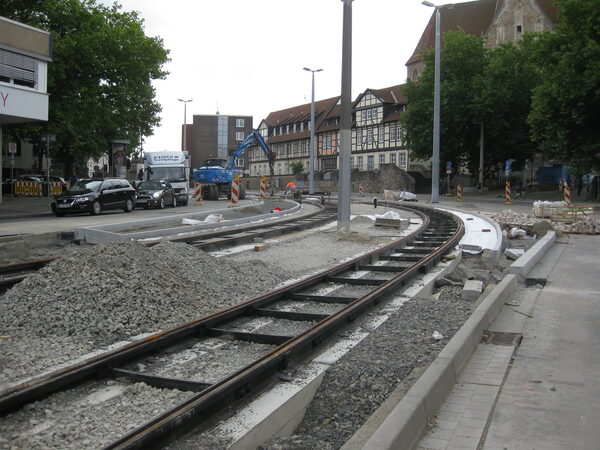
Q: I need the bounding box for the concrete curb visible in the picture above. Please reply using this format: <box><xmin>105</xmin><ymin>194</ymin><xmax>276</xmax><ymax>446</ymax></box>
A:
<box><xmin>74</xmin><ymin>200</ymin><xmax>300</xmax><ymax>244</ymax></box>
<box><xmin>508</xmin><ymin>230</ymin><xmax>556</xmax><ymax>278</ymax></box>
<box><xmin>361</xmin><ymin>234</ymin><xmax>556</xmax><ymax>449</ymax></box>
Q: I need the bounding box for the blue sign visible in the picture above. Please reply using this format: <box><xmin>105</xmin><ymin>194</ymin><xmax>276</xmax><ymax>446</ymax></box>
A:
<box><xmin>505</xmin><ymin>160</ymin><xmax>511</xmax><ymax>176</ymax></box>
<box><xmin>445</xmin><ymin>161</ymin><xmax>452</xmax><ymax>174</ymax></box>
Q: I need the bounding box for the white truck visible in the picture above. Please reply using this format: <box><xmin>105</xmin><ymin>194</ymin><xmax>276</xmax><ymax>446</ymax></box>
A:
<box><xmin>143</xmin><ymin>151</ymin><xmax>190</xmax><ymax>206</ymax></box>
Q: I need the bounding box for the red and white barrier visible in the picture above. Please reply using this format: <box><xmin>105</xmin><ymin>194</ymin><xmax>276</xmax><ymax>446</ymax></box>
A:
<box><xmin>15</xmin><ymin>181</ymin><xmax>42</xmax><ymax>196</ymax></box>
<box><xmin>259</xmin><ymin>176</ymin><xmax>267</xmax><ymax>201</ymax></box>
<box><xmin>564</xmin><ymin>186</ymin><xmax>571</xmax><ymax>205</ymax></box>
<box><xmin>230</xmin><ymin>173</ymin><xmax>239</xmax><ymax>207</ymax></box>
<box><xmin>194</xmin><ymin>182</ymin><xmax>203</xmax><ymax>206</ymax></box>
<box><xmin>359</xmin><ymin>183</ymin><xmax>364</xmax><ymax>196</ymax></box>
<box><xmin>504</xmin><ymin>181</ymin><xmax>512</xmax><ymax>205</ymax></box>
<box><xmin>456</xmin><ymin>184</ymin><xmax>463</xmax><ymax>201</ymax></box>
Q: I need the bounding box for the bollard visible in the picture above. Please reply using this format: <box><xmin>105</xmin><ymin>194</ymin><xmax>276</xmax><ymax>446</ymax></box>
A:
<box><xmin>456</xmin><ymin>184</ymin><xmax>463</xmax><ymax>201</ymax></box>
<box><xmin>564</xmin><ymin>186</ymin><xmax>571</xmax><ymax>205</ymax></box>
<box><xmin>259</xmin><ymin>176</ymin><xmax>267</xmax><ymax>201</ymax></box>
<box><xmin>194</xmin><ymin>183</ymin><xmax>203</xmax><ymax>206</ymax></box>
<box><xmin>359</xmin><ymin>183</ymin><xmax>364</xmax><ymax>196</ymax></box>
<box><xmin>229</xmin><ymin>173</ymin><xmax>239</xmax><ymax>207</ymax></box>
<box><xmin>504</xmin><ymin>181</ymin><xmax>512</xmax><ymax>205</ymax></box>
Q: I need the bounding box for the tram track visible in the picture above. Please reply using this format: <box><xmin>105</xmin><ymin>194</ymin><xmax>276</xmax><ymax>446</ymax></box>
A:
<box><xmin>0</xmin><ymin>203</ymin><xmax>463</xmax><ymax>449</ymax></box>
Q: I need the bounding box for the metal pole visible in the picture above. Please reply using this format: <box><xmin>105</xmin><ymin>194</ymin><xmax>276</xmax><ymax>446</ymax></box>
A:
<box><xmin>0</xmin><ymin>125</ymin><xmax>3</xmax><ymax>203</ymax></box>
<box><xmin>479</xmin><ymin>122</ymin><xmax>484</xmax><ymax>189</ymax></box>
<box><xmin>46</xmin><ymin>134</ymin><xmax>51</xmax><ymax>201</ymax></box>
<box><xmin>178</xmin><ymin>99</ymin><xmax>192</xmax><ymax>152</ymax></box>
<box><xmin>338</xmin><ymin>0</ymin><xmax>352</xmax><ymax>232</ymax></box>
<box><xmin>431</xmin><ymin>5</ymin><xmax>441</xmax><ymax>203</ymax></box>
<box><xmin>309</xmin><ymin>71</ymin><xmax>315</xmax><ymax>194</ymax></box>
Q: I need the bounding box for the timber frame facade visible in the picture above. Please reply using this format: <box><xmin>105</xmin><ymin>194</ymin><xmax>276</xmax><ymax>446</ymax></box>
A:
<box><xmin>248</xmin><ymin>84</ymin><xmax>409</xmax><ymax>178</ymax></box>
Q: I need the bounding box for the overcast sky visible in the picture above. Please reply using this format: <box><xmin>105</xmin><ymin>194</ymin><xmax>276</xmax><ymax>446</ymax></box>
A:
<box><xmin>98</xmin><ymin>0</ymin><xmax>466</xmax><ymax>153</ymax></box>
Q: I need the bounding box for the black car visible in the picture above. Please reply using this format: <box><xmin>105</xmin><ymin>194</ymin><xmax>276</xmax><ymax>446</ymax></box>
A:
<box><xmin>135</xmin><ymin>180</ymin><xmax>177</xmax><ymax>209</ymax></box>
<box><xmin>51</xmin><ymin>178</ymin><xmax>136</xmax><ymax>216</ymax></box>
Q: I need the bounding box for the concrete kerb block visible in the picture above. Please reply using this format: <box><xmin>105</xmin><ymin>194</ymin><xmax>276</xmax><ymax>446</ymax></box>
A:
<box><xmin>438</xmin><ymin>316</ymin><xmax>485</xmax><ymax>375</ymax></box>
<box><xmin>508</xmin><ymin>231</ymin><xmax>556</xmax><ymax>278</ymax></box>
<box><xmin>362</xmin><ymin>394</ymin><xmax>427</xmax><ymax>450</ymax></box>
<box><xmin>477</xmin><ymin>274</ymin><xmax>518</xmax><ymax>324</ymax></box>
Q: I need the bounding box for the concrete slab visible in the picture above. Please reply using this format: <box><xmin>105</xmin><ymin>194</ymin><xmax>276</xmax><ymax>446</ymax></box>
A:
<box><xmin>462</xmin><ymin>279</ymin><xmax>483</xmax><ymax>301</ymax></box>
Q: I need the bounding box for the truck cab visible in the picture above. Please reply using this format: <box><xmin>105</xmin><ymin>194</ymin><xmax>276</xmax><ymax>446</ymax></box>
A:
<box><xmin>143</xmin><ymin>151</ymin><xmax>190</xmax><ymax>206</ymax></box>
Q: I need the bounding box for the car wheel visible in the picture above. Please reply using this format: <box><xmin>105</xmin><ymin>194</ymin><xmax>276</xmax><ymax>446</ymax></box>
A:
<box><xmin>158</xmin><ymin>197</ymin><xmax>165</xmax><ymax>209</ymax></box>
<box><xmin>91</xmin><ymin>201</ymin><xmax>102</xmax><ymax>215</ymax></box>
<box><xmin>124</xmin><ymin>198</ymin><xmax>134</xmax><ymax>213</ymax></box>
<box><xmin>172</xmin><ymin>196</ymin><xmax>177</xmax><ymax>207</ymax></box>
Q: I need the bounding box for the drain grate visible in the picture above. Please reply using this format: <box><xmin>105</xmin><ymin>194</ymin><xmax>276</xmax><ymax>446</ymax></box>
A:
<box><xmin>481</xmin><ymin>331</ymin><xmax>522</xmax><ymax>346</ymax></box>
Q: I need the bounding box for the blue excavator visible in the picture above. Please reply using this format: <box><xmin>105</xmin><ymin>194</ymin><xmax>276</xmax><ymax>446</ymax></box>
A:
<box><xmin>193</xmin><ymin>130</ymin><xmax>275</xmax><ymax>200</ymax></box>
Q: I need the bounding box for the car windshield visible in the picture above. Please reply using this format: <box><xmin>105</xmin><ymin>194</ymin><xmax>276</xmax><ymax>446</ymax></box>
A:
<box><xmin>147</xmin><ymin>167</ymin><xmax>186</xmax><ymax>182</ymax></box>
<box><xmin>137</xmin><ymin>181</ymin><xmax>162</xmax><ymax>190</ymax></box>
<box><xmin>67</xmin><ymin>180</ymin><xmax>102</xmax><ymax>194</ymax></box>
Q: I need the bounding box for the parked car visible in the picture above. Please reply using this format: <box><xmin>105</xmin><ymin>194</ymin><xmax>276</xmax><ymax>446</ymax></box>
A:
<box><xmin>135</xmin><ymin>180</ymin><xmax>177</xmax><ymax>209</ymax></box>
<box><xmin>51</xmin><ymin>178</ymin><xmax>136</xmax><ymax>216</ymax></box>
<box><xmin>2</xmin><ymin>175</ymin><xmax>43</xmax><ymax>195</ymax></box>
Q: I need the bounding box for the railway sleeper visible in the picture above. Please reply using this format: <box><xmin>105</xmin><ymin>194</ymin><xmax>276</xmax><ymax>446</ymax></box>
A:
<box><xmin>206</xmin><ymin>327</ymin><xmax>293</xmax><ymax>345</ymax></box>
<box><xmin>287</xmin><ymin>293</ymin><xmax>355</xmax><ymax>305</ymax></box>
<box><xmin>253</xmin><ymin>308</ymin><xmax>330</xmax><ymax>322</ymax></box>
<box><xmin>108</xmin><ymin>368</ymin><xmax>212</xmax><ymax>393</ymax></box>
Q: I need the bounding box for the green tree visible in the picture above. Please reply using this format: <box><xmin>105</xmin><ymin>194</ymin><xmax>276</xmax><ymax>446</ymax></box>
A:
<box><xmin>402</xmin><ymin>31</ymin><xmax>488</xmax><ymax>174</ymax></box>
<box><xmin>289</xmin><ymin>161</ymin><xmax>304</xmax><ymax>176</ymax></box>
<box><xmin>476</xmin><ymin>38</ymin><xmax>541</xmax><ymax>174</ymax></box>
<box><xmin>0</xmin><ymin>0</ymin><xmax>170</xmax><ymax>176</ymax></box>
<box><xmin>527</xmin><ymin>0</ymin><xmax>600</xmax><ymax>172</ymax></box>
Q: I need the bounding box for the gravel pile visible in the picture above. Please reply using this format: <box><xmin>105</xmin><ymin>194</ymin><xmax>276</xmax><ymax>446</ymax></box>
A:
<box><xmin>0</xmin><ymin>241</ymin><xmax>294</xmax><ymax>390</ymax></box>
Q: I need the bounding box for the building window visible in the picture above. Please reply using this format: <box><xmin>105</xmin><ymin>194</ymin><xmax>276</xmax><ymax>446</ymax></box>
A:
<box><xmin>399</xmin><ymin>152</ymin><xmax>406</xmax><ymax>167</ymax></box>
<box><xmin>357</xmin><ymin>156</ymin><xmax>363</xmax><ymax>170</ymax></box>
<box><xmin>0</xmin><ymin>49</ymin><xmax>37</xmax><ymax>88</ymax></box>
<box><xmin>390</xmin><ymin>124</ymin><xmax>397</xmax><ymax>142</ymax></box>
<box><xmin>390</xmin><ymin>153</ymin><xmax>397</xmax><ymax>165</ymax></box>
<box><xmin>236</xmin><ymin>132</ymin><xmax>244</xmax><ymax>141</ymax></box>
<box><xmin>236</xmin><ymin>118</ymin><xmax>245</xmax><ymax>127</ymax></box>
<box><xmin>356</xmin><ymin>128</ymin><xmax>362</xmax><ymax>146</ymax></box>
<box><xmin>379</xmin><ymin>127</ymin><xmax>385</xmax><ymax>144</ymax></box>
<box><xmin>235</xmin><ymin>158</ymin><xmax>244</xmax><ymax>167</ymax></box>
<box><xmin>367</xmin><ymin>155</ymin><xmax>374</xmax><ymax>171</ymax></box>
<box><xmin>350</xmin><ymin>156</ymin><xmax>354</xmax><ymax>169</ymax></box>
<box><xmin>379</xmin><ymin>154</ymin><xmax>385</xmax><ymax>165</ymax></box>
<box><xmin>366</xmin><ymin>128</ymin><xmax>373</xmax><ymax>145</ymax></box>
<box><xmin>300</xmin><ymin>122</ymin><xmax>304</xmax><ymax>132</ymax></box>
<box><xmin>323</xmin><ymin>135</ymin><xmax>332</xmax><ymax>150</ymax></box>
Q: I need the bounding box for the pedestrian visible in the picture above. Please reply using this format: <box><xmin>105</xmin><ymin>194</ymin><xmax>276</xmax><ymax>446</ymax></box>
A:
<box><xmin>373</xmin><ymin>196</ymin><xmax>378</xmax><ymax>208</ymax></box>
<box><xmin>138</xmin><ymin>168</ymin><xmax>144</xmax><ymax>181</ymax></box>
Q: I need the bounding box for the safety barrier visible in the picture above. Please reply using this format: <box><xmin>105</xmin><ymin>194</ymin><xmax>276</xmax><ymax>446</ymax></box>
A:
<box><xmin>14</xmin><ymin>181</ymin><xmax>42</xmax><ymax>196</ymax></box>
<box><xmin>194</xmin><ymin>183</ymin><xmax>203</xmax><ymax>206</ymax></box>
<box><xmin>259</xmin><ymin>176</ymin><xmax>267</xmax><ymax>201</ymax></box>
<box><xmin>359</xmin><ymin>183</ymin><xmax>364</xmax><ymax>196</ymax></box>
<box><xmin>230</xmin><ymin>173</ymin><xmax>239</xmax><ymax>207</ymax></box>
<box><xmin>504</xmin><ymin>181</ymin><xmax>512</xmax><ymax>205</ymax></box>
<box><xmin>456</xmin><ymin>184</ymin><xmax>463</xmax><ymax>201</ymax></box>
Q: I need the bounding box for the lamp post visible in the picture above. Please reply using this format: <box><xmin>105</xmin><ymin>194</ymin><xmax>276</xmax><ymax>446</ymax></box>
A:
<box><xmin>303</xmin><ymin>67</ymin><xmax>323</xmax><ymax>195</ymax></box>
<box><xmin>422</xmin><ymin>0</ymin><xmax>441</xmax><ymax>203</ymax></box>
<box><xmin>178</xmin><ymin>98</ymin><xmax>193</xmax><ymax>151</ymax></box>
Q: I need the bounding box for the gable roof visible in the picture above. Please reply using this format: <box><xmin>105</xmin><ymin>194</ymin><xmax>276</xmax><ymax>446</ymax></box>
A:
<box><xmin>406</xmin><ymin>0</ymin><xmax>559</xmax><ymax>66</ymax></box>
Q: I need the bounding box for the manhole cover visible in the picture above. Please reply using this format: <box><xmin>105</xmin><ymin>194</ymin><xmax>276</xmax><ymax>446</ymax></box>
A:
<box><xmin>482</xmin><ymin>331</ymin><xmax>522</xmax><ymax>346</ymax></box>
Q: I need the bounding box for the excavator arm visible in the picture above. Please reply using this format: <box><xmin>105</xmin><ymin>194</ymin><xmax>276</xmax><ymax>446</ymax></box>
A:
<box><xmin>227</xmin><ymin>131</ymin><xmax>275</xmax><ymax>178</ymax></box>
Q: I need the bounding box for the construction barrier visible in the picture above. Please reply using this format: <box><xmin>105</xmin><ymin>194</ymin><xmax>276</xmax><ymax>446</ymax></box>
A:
<box><xmin>14</xmin><ymin>181</ymin><xmax>42</xmax><ymax>196</ymax></box>
<box><xmin>504</xmin><ymin>181</ymin><xmax>512</xmax><ymax>205</ymax></box>
<box><xmin>456</xmin><ymin>184</ymin><xmax>463</xmax><ymax>201</ymax></box>
<box><xmin>563</xmin><ymin>186</ymin><xmax>571</xmax><ymax>205</ymax></box>
<box><xmin>230</xmin><ymin>173</ymin><xmax>239</xmax><ymax>207</ymax></box>
<box><xmin>194</xmin><ymin>182</ymin><xmax>203</xmax><ymax>206</ymax></box>
<box><xmin>50</xmin><ymin>182</ymin><xmax>63</xmax><ymax>196</ymax></box>
<box><xmin>259</xmin><ymin>176</ymin><xmax>267</xmax><ymax>201</ymax></box>
<box><xmin>359</xmin><ymin>183</ymin><xmax>364</xmax><ymax>196</ymax></box>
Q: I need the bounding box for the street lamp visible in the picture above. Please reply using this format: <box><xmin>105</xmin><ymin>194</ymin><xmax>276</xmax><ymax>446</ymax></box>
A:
<box><xmin>422</xmin><ymin>0</ymin><xmax>441</xmax><ymax>203</ymax></box>
<box><xmin>303</xmin><ymin>67</ymin><xmax>323</xmax><ymax>195</ymax></box>
<box><xmin>178</xmin><ymin>98</ymin><xmax>193</xmax><ymax>151</ymax></box>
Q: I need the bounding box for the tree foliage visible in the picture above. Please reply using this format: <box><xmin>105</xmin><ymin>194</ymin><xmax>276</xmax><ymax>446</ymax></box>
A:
<box><xmin>527</xmin><ymin>0</ymin><xmax>600</xmax><ymax>172</ymax></box>
<box><xmin>0</xmin><ymin>0</ymin><xmax>170</xmax><ymax>175</ymax></box>
<box><xmin>402</xmin><ymin>31</ymin><xmax>488</xmax><ymax>174</ymax></box>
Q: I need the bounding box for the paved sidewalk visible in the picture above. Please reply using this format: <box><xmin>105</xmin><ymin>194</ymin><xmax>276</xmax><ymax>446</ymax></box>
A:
<box><xmin>417</xmin><ymin>234</ymin><xmax>600</xmax><ymax>450</ymax></box>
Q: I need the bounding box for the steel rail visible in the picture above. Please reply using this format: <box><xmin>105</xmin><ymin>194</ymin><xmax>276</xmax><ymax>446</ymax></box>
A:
<box><xmin>0</xmin><ymin>204</ymin><xmax>463</xmax><ymax>449</ymax></box>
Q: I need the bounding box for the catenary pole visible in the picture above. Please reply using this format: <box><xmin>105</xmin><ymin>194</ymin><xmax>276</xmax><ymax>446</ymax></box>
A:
<box><xmin>338</xmin><ymin>0</ymin><xmax>352</xmax><ymax>232</ymax></box>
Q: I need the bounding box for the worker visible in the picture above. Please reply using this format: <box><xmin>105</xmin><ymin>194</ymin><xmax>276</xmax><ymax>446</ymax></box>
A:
<box><xmin>138</xmin><ymin>168</ymin><xmax>144</xmax><ymax>181</ymax></box>
<box><xmin>373</xmin><ymin>196</ymin><xmax>378</xmax><ymax>208</ymax></box>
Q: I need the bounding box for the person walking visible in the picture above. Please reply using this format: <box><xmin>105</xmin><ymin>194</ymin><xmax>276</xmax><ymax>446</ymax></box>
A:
<box><xmin>138</xmin><ymin>168</ymin><xmax>144</xmax><ymax>181</ymax></box>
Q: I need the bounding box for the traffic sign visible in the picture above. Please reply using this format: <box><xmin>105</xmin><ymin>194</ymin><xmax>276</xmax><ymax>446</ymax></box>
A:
<box><xmin>445</xmin><ymin>161</ymin><xmax>452</xmax><ymax>174</ymax></box>
<box><xmin>8</xmin><ymin>142</ymin><xmax>17</xmax><ymax>153</ymax></box>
